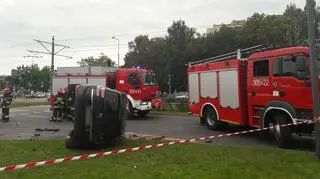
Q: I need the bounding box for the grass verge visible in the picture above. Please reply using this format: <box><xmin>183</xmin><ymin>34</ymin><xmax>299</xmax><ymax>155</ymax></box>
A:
<box><xmin>0</xmin><ymin>140</ymin><xmax>320</xmax><ymax>179</ymax></box>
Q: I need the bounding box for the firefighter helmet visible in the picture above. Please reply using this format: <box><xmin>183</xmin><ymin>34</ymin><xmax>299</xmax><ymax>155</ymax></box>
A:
<box><xmin>3</xmin><ymin>88</ymin><xmax>10</xmax><ymax>92</ymax></box>
<box><xmin>57</xmin><ymin>88</ymin><xmax>63</xmax><ymax>94</ymax></box>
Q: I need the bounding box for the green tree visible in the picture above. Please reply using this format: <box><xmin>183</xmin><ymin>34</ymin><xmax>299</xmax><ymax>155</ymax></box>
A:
<box><xmin>166</xmin><ymin>20</ymin><xmax>196</xmax><ymax>91</ymax></box>
<box><xmin>123</xmin><ymin>2</ymin><xmax>320</xmax><ymax>92</ymax></box>
<box><xmin>9</xmin><ymin>64</ymin><xmax>50</xmax><ymax>92</ymax></box>
<box><xmin>124</xmin><ymin>35</ymin><xmax>151</xmax><ymax>67</ymax></box>
<box><xmin>77</xmin><ymin>55</ymin><xmax>115</xmax><ymax>67</ymax></box>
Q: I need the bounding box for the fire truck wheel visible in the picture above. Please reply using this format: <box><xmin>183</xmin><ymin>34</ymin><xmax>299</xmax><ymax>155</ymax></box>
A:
<box><xmin>200</xmin><ymin>116</ymin><xmax>206</xmax><ymax>125</ymax></box>
<box><xmin>204</xmin><ymin>107</ymin><xmax>227</xmax><ymax>130</ymax></box>
<box><xmin>270</xmin><ymin>113</ymin><xmax>293</xmax><ymax>148</ymax></box>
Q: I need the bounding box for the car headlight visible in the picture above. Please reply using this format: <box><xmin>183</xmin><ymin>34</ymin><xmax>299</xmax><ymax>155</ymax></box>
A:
<box><xmin>140</xmin><ymin>101</ymin><xmax>148</xmax><ymax>105</ymax></box>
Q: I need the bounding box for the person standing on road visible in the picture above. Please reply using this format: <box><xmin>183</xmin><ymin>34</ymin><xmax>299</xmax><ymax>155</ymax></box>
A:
<box><xmin>51</xmin><ymin>88</ymin><xmax>64</xmax><ymax>122</ymax></box>
<box><xmin>1</xmin><ymin>88</ymin><xmax>13</xmax><ymax>122</ymax></box>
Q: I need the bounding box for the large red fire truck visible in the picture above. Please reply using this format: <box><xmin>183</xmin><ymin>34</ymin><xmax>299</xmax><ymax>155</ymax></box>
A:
<box><xmin>187</xmin><ymin>44</ymin><xmax>319</xmax><ymax>148</ymax></box>
<box><xmin>52</xmin><ymin>66</ymin><xmax>160</xmax><ymax>117</ymax></box>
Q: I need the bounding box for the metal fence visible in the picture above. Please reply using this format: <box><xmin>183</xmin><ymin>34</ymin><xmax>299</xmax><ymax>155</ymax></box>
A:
<box><xmin>155</xmin><ymin>96</ymin><xmax>188</xmax><ymax>112</ymax></box>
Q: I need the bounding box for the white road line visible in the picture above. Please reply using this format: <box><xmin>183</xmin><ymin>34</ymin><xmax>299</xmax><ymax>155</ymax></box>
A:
<box><xmin>32</xmin><ymin>112</ymin><xmax>42</xmax><ymax>114</ymax></box>
<box><xmin>14</xmin><ymin>113</ymin><xmax>29</xmax><ymax>116</ymax></box>
<box><xmin>11</xmin><ymin>109</ymin><xmax>29</xmax><ymax>112</ymax></box>
<box><xmin>27</xmin><ymin>105</ymin><xmax>50</xmax><ymax>108</ymax></box>
<box><xmin>26</xmin><ymin>115</ymin><xmax>48</xmax><ymax>119</ymax></box>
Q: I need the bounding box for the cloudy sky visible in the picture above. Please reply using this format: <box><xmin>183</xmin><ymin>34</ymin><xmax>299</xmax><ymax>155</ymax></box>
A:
<box><xmin>0</xmin><ymin>0</ymin><xmax>306</xmax><ymax>75</ymax></box>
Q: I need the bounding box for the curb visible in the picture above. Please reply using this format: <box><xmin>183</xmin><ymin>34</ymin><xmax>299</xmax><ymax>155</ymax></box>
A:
<box><xmin>149</xmin><ymin>111</ymin><xmax>189</xmax><ymax>116</ymax></box>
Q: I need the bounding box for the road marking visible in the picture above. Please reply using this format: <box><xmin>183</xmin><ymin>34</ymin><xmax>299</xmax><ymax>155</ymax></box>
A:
<box><xmin>32</xmin><ymin>112</ymin><xmax>42</xmax><ymax>114</ymax></box>
<box><xmin>14</xmin><ymin>113</ymin><xmax>29</xmax><ymax>116</ymax></box>
<box><xmin>11</xmin><ymin>109</ymin><xmax>29</xmax><ymax>112</ymax></box>
<box><xmin>26</xmin><ymin>115</ymin><xmax>48</xmax><ymax>119</ymax></box>
<box><xmin>27</xmin><ymin>105</ymin><xmax>50</xmax><ymax>108</ymax></box>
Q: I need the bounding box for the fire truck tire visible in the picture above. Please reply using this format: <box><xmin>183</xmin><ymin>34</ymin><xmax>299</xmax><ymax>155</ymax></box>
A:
<box><xmin>200</xmin><ymin>116</ymin><xmax>206</xmax><ymax>125</ymax></box>
<box><xmin>270</xmin><ymin>113</ymin><xmax>293</xmax><ymax>148</ymax></box>
<box><xmin>204</xmin><ymin>107</ymin><xmax>227</xmax><ymax>130</ymax></box>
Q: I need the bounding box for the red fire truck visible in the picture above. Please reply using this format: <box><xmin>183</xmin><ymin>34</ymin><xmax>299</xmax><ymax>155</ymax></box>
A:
<box><xmin>187</xmin><ymin>44</ymin><xmax>319</xmax><ymax>148</ymax></box>
<box><xmin>52</xmin><ymin>66</ymin><xmax>160</xmax><ymax>117</ymax></box>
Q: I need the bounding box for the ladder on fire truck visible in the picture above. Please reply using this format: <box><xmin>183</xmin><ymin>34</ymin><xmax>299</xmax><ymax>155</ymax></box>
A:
<box><xmin>187</xmin><ymin>44</ymin><xmax>276</xmax><ymax>66</ymax></box>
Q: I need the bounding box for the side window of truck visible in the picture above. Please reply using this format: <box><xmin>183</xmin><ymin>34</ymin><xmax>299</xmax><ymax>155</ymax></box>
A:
<box><xmin>272</xmin><ymin>55</ymin><xmax>308</xmax><ymax>80</ymax></box>
<box><xmin>128</xmin><ymin>73</ymin><xmax>139</xmax><ymax>86</ymax></box>
<box><xmin>253</xmin><ymin>60</ymin><xmax>269</xmax><ymax>77</ymax></box>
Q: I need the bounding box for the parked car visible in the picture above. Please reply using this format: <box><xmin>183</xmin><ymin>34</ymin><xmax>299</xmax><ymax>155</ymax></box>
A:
<box><xmin>175</xmin><ymin>92</ymin><xmax>188</xmax><ymax>99</ymax></box>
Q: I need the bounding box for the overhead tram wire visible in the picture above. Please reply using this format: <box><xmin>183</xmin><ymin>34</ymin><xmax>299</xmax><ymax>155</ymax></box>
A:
<box><xmin>56</xmin><ymin>30</ymin><xmax>168</xmax><ymax>42</ymax></box>
<box><xmin>55</xmin><ymin>25</ymin><xmax>210</xmax><ymax>42</ymax></box>
<box><xmin>0</xmin><ymin>25</ymin><xmax>210</xmax><ymax>50</ymax></box>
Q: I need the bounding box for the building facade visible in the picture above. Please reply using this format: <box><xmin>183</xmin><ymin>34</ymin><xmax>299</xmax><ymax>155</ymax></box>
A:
<box><xmin>207</xmin><ymin>20</ymin><xmax>245</xmax><ymax>34</ymax></box>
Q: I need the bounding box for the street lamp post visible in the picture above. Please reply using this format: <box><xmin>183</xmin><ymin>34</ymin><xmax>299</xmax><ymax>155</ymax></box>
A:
<box><xmin>306</xmin><ymin>0</ymin><xmax>320</xmax><ymax>159</ymax></box>
<box><xmin>112</xmin><ymin>36</ymin><xmax>120</xmax><ymax>67</ymax></box>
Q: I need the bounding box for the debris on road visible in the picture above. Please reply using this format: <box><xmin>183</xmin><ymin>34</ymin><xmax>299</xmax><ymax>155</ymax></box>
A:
<box><xmin>34</xmin><ymin>128</ymin><xmax>60</xmax><ymax>132</ymax></box>
<box><xmin>0</xmin><ymin>132</ymin><xmax>5</xmax><ymax>136</ymax></box>
<box><xmin>125</xmin><ymin>132</ymin><xmax>165</xmax><ymax>140</ymax></box>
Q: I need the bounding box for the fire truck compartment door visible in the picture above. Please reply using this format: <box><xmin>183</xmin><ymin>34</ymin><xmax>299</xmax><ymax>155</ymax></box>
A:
<box><xmin>200</xmin><ymin>72</ymin><xmax>217</xmax><ymax>98</ymax></box>
<box><xmin>70</xmin><ymin>78</ymin><xmax>86</xmax><ymax>84</ymax></box>
<box><xmin>219</xmin><ymin>70</ymin><xmax>239</xmax><ymax>109</ymax></box>
<box><xmin>188</xmin><ymin>73</ymin><xmax>199</xmax><ymax>103</ymax></box>
<box><xmin>87</xmin><ymin>78</ymin><xmax>106</xmax><ymax>86</ymax></box>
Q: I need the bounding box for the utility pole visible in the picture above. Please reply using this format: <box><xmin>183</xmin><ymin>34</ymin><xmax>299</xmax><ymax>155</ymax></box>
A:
<box><xmin>51</xmin><ymin>36</ymin><xmax>55</xmax><ymax>97</ymax></box>
<box><xmin>306</xmin><ymin>0</ymin><xmax>320</xmax><ymax>159</ymax></box>
<box><xmin>112</xmin><ymin>36</ymin><xmax>120</xmax><ymax>67</ymax></box>
<box><xmin>28</xmin><ymin>36</ymin><xmax>72</xmax><ymax>97</ymax></box>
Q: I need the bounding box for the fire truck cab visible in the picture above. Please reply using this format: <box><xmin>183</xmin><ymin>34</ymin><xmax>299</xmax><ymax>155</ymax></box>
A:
<box><xmin>114</xmin><ymin>67</ymin><xmax>160</xmax><ymax>116</ymax></box>
<box><xmin>188</xmin><ymin>45</ymin><xmax>318</xmax><ymax>148</ymax></box>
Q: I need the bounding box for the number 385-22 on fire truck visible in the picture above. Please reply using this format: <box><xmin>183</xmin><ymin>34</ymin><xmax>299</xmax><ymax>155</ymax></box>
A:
<box><xmin>187</xmin><ymin>45</ymin><xmax>319</xmax><ymax>148</ymax></box>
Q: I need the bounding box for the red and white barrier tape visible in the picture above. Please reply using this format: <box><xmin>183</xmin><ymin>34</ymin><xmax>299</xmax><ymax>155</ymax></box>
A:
<box><xmin>0</xmin><ymin>120</ymin><xmax>313</xmax><ymax>172</ymax></box>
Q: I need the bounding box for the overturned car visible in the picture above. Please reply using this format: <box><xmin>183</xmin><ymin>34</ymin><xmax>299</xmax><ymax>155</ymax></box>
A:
<box><xmin>66</xmin><ymin>85</ymin><xmax>128</xmax><ymax>149</ymax></box>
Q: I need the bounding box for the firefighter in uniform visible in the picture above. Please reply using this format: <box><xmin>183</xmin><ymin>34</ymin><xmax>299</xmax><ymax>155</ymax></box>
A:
<box><xmin>51</xmin><ymin>88</ymin><xmax>65</xmax><ymax>122</ymax></box>
<box><xmin>66</xmin><ymin>84</ymin><xmax>78</xmax><ymax>121</ymax></box>
<box><xmin>62</xmin><ymin>87</ymin><xmax>69</xmax><ymax>119</ymax></box>
<box><xmin>1</xmin><ymin>88</ymin><xmax>13</xmax><ymax>122</ymax></box>
<box><xmin>64</xmin><ymin>87</ymin><xmax>74</xmax><ymax>121</ymax></box>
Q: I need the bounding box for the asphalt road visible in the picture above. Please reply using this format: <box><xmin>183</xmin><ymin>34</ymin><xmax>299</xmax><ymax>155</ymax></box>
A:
<box><xmin>13</xmin><ymin>97</ymin><xmax>48</xmax><ymax>103</ymax></box>
<box><xmin>0</xmin><ymin>105</ymin><xmax>315</xmax><ymax>151</ymax></box>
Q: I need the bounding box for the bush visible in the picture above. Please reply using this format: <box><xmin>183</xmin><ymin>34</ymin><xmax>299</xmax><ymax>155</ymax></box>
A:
<box><xmin>158</xmin><ymin>97</ymin><xmax>188</xmax><ymax>112</ymax></box>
